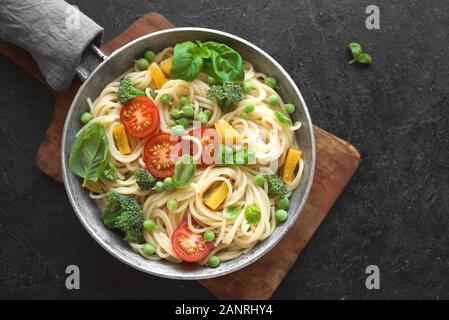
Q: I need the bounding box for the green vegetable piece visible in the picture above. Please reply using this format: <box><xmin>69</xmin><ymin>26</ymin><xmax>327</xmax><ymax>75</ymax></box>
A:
<box><xmin>143</xmin><ymin>50</ymin><xmax>155</xmax><ymax>62</ymax></box>
<box><xmin>201</xmin><ymin>41</ymin><xmax>245</xmax><ymax>83</ymax></box>
<box><xmin>208</xmin><ymin>76</ymin><xmax>217</xmax><ymax>86</ymax></box>
<box><xmin>171</xmin><ymin>125</ymin><xmax>186</xmax><ymax>137</ymax></box>
<box><xmin>167</xmin><ymin>199</ymin><xmax>178</xmax><ymax>211</ymax></box>
<box><xmin>224</xmin><ymin>205</ymin><xmax>241</xmax><ymax>219</ymax></box>
<box><xmin>284</xmin><ymin>103</ymin><xmax>296</xmax><ymax>114</ymax></box>
<box><xmin>154</xmin><ymin>181</ymin><xmax>165</xmax><ymax>192</ymax></box>
<box><xmin>274</xmin><ymin>110</ymin><xmax>292</xmax><ymax>126</ymax></box>
<box><xmin>244</xmin><ymin>204</ymin><xmax>261</xmax><ymax>224</ymax></box>
<box><xmin>117</xmin><ymin>76</ymin><xmax>146</xmax><ymax>104</ymax></box>
<box><xmin>268</xmin><ymin>95</ymin><xmax>280</xmax><ymax>105</ymax></box>
<box><xmin>179</xmin><ymin>96</ymin><xmax>190</xmax><ymax>106</ymax></box>
<box><xmin>195</xmin><ymin>111</ymin><xmax>209</xmax><ymax>125</ymax></box>
<box><xmin>80</xmin><ymin>112</ymin><xmax>93</xmax><ymax>124</ymax></box>
<box><xmin>275</xmin><ymin>209</ymin><xmax>288</xmax><ymax>222</ymax></box>
<box><xmin>143</xmin><ymin>219</ymin><xmax>156</xmax><ymax>231</ymax></box>
<box><xmin>172</xmin><ymin>155</ymin><xmax>197</xmax><ymax>189</ymax></box>
<box><xmin>276</xmin><ymin>196</ymin><xmax>289</xmax><ymax>210</ymax></box>
<box><xmin>103</xmin><ymin>163</ymin><xmax>117</xmax><ymax>182</ymax></box>
<box><xmin>357</xmin><ymin>53</ymin><xmax>373</xmax><ymax>64</ymax></box>
<box><xmin>208</xmin><ymin>83</ymin><xmax>243</xmax><ymax>113</ymax></box>
<box><xmin>160</xmin><ymin>94</ymin><xmax>172</xmax><ymax>105</ymax></box>
<box><xmin>254</xmin><ymin>175</ymin><xmax>265</xmax><ymax>186</ymax></box>
<box><xmin>239</xmin><ymin>111</ymin><xmax>249</xmax><ymax>120</ymax></box>
<box><xmin>168</xmin><ymin>119</ymin><xmax>178</xmax><ymax>127</ymax></box>
<box><xmin>216</xmin><ymin>144</ymin><xmax>234</xmax><ymax>165</ymax></box>
<box><xmin>150</xmin><ymin>90</ymin><xmax>157</xmax><ymax>99</ymax></box>
<box><xmin>171</xmin><ymin>108</ymin><xmax>182</xmax><ymax>120</ymax></box>
<box><xmin>208</xmin><ymin>256</ymin><xmax>220</xmax><ymax>268</ymax></box>
<box><xmin>135</xmin><ymin>58</ymin><xmax>149</xmax><ymax>71</ymax></box>
<box><xmin>203</xmin><ymin>109</ymin><xmax>213</xmax><ymax>120</ymax></box>
<box><xmin>177</xmin><ymin>117</ymin><xmax>191</xmax><ymax>128</ymax></box>
<box><xmin>347</xmin><ymin>42</ymin><xmax>362</xmax><ymax>59</ymax></box>
<box><xmin>171</xmin><ymin>41</ymin><xmax>204</xmax><ymax>81</ymax></box>
<box><xmin>182</xmin><ymin>104</ymin><xmax>195</xmax><ymax>118</ymax></box>
<box><xmin>69</xmin><ymin>123</ymin><xmax>109</xmax><ymax>187</ymax></box>
<box><xmin>102</xmin><ymin>191</ymin><xmax>144</xmax><ymax>243</ymax></box>
<box><xmin>264</xmin><ymin>174</ymin><xmax>288</xmax><ymax>197</ymax></box>
<box><xmin>203</xmin><ymin>230</ymin><xmax>215</xmax><ymax>242</ymax></box>
<box><xmin>244</xmin><ymin>103</ymin><xmax>255</xmax><ymax>113</ymax></box>
<box><xmin>242</xmin><ymin>81</ymin><xmax>251</xmax><ymax>94</ymax></box>
<box><xmin>143</xmin><ymin>243</ymin><xmax>155</xmax><ymax>255</ymax></box>
<box><xmin>163</xmin><ymin>177</ymin><xmax>174</xmax><ymax>191</ymax></box>
<box><xmin>265</xmin><ymin>76</ymin><xmax>278</xmax><ymax>89</ymax></box>
<box><xmin>135</xmin><ymin>168</ymin><xmax>157</xmax><ymax>190</ymax></box>
<box><xmin>347</xmin><ymin>42</ymin><xmax>373</xmax><ymax>65</ymax></box>
<box><xmin>234</xmin><ymin>148</ymin><xmax>255</xmax><ymax>165</ymax></box>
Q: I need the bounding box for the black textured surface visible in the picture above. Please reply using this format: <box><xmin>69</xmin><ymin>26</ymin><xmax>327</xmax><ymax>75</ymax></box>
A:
<box><xmin>1</xmin><ymin>0</ymin><xmax>448</xmax><ymax>299</ymax></box>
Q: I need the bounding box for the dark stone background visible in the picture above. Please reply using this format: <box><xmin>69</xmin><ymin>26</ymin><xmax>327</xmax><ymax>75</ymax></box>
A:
<box><xmin>1</xmin><ymin>0</ymin><xmax>448</xmax><ymax>299</ymax></box>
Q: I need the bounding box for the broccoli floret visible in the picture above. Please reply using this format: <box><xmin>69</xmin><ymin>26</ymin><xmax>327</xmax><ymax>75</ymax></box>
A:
<box><xmin>102</xmin><ymin>191</ymin><xmax>144</xmax><ymax>243</ymax></box>
<box><xmin>135</xmin><ymin>168</ymin><xmax>157</xmax><ymax>190</ymax></box>
<box><xmin>117</xmin><ymin>76</ymin><xmax>146</xmax><ymax>104</ymax></box>
<box><xmin>207</xmin><ymin>83</ymin><xmax>243</xmax><ymax>112</ymax></box>
<box><xmin>264</xmin><ymin>174</ymin><xmax>288</xmax><ymax>197</ymax></box>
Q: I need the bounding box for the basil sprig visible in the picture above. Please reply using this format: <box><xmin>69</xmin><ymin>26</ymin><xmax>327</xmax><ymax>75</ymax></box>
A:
<box><xmin>347</xmin><ymin>42</ymin><xmax>373</xmax><ymax>65</ymax></box>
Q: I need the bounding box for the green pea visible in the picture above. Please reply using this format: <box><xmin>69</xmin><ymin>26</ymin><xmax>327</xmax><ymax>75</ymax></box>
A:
<box><xmin>168</xmin><ymin>119</ymin><xmax>177</xmax><ymax>127</ymax></box>
<box><xmin>163</xmin><ymin>177</ymin><xmax>174</xmax><ymax>191</ymax></box>
<box><xmin>239</xmin><ymin>112</ymin><xmax>249</xmax><ymax>120</ymax></box>
<box><xmin>182</xmin><ymin>104</ymin><xmax>195</xmax><ymax>118</ymax></box>
<box><xmin>142</xmin><ymin>243</ymin><xmax>155</xmax><ymax>255</ymax></box>
<box><xmin>171</xmin><ymin>108</ymin><xmax>182</xmax><ymax>120</ymax></box>
<box><xmin>254</xmin><ymin>175</ymin><xmax>265</xmax><ymax>186</ymax></box>
<box><xmin>203</xmin><ymin>109</ymin><xmax>213</xmax><ymax>120</ymax></box>
<box><xmin>244</xmin><ymin>204</ymin><xmax>261</xmax><ymax>224</ymax></box>
<box><xmin>208</xmin><ymin>256</ymin><xmax>220</xmax><ymax>268</ymax></box>
<box><xmin>242</xmin><ymin>82</ymin><xmax>251</xmax><ymax>94</ymax></box>
<box><xmin>208</xmin><ymin>76</ymin><xmax>217</xmax><ymax>86</ymax></box>
<box><xmin>154</xmin><ymin>181</ymin><xmax>164</xmax><ymax>192</ymax></box>
<box><xmin>276</xmin><ymin>196</ymin><xmax>289</xmax><ymax>210</ymax></box>
<box><xmin>150</xmin><ymin>91</ymin><xmax>157</xmax><ymax>99</ymax></box>
<box><xmin>167</xmin><ymin>199</ymin><xmax>178</xmax><ymax>211</ymax></box>
<box><xmin>160</xmin><ymin>94</ymin><xmax>171</xmax><ymax>105</ymax></box>
<box><xmin>179</xmin><ymin>96</ymin><xmax>190</xmax><ymax>106</ymax></box>
<box><xmin>203</xmin><ymin>230</ymin><xmax>215</xmax><ymax>243</ymax></box>
<box><xmin>177</xmin><ymin>117</ymin><xmax>190</xmax><ymax>128</ymax></box>
<box><xmin>143</xmin><ymin>50</ymin><xmax>155</xmax><ymax>62</ymax></box>
<box><xmin>268</xmin><ymin>95</ymin><xmax>280</xmax><ymax>106</ymax></box>
<box><xmin>244</xmin><ymin>103</ymin><xmax>255</xmax><ymax>113</ymax></box>
<box><xmin>265</xmin><ymin>76</ymin><xmax>278</xmax><ymax>89</ymax></box>
<box><xmin>275</xmin><ymin>209</ymin><xmax>288</xmax><ymax>222</ymax></box>
<box><xmin>143</xmin><ymin>219</ymin><xmax>156</xmax><ymax>231</ymax></box>
<box><xmin>195</xmin><ymin>112</ymin><xmax>209</xmax><ymax>125</ymax></box>
<box><xmin>135</xmin><ymin>58</ymin><xmax>149</xmax><ymax>71</ymax></box>
<box><xmin>284</xmin><ymin>103</ymin><xmax>296</xmax><ymax>114</ymax></box>
<box><xmin>80</xmin><ymin>112</ymin><xmax>93</xmax><ymax>124</ymax></box>
<box><xmin>171</xmin><ymin>125</ymin><xmax>185</xmax><ymax>137</ymax></box>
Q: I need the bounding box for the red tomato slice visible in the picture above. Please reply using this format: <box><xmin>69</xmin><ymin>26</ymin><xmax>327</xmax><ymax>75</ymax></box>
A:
<box><xmin>187</xmin><ymin>127</ymin><xmax>220</xmax><ymax>167</ymax></box>
<box><xmin>120</xmin><ymin>96</ymin><xmax>160</xmax><ymax>139</ymax></box>
<box><xmin>143</xmin><ymin>133</ymin><xmax>178</xmax><ymax>178</ymax></box>
<box><xmin>171</xmin><ymin>220</ymin><xmax>213</xmax><ymax>262</ymax></box>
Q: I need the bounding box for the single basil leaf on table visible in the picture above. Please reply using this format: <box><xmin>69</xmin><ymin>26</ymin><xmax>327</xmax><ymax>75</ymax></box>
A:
<box><xmin>224</xmin><ymin>205</ymin><xmax>241</xmax><ymax>219</ymax></box>
<box><xmin>274</xmin><ymin>110</ymin><xmax>292</xmax><ymax>126</ymax></box>
<box><xmin>171</xmin><ymin>41</ymin><xmax>204</xmax><ymax>81</ymax></box>
<box><xmin>356</xmin><ymin>53</ymin><xmax>373</xmax><ymax>64</ymax></box>
<box><xmin>69</xmin><ymin>123</ymin><xmax>109</xmax><ymax>186</ymax></box>
<box><xmin>172</xmin><ymin>155</ymin><xmax>197</xmax><ymax>189</ymax></box>
<box><xmin>347</xmin><ymin>42</ymin><xmax>362</xmax><ymax>58</ymax></box>
<box><xmin>202</xmin><ymin>41</ymin><xmax>245</xmax><ymax>83</ymax></box>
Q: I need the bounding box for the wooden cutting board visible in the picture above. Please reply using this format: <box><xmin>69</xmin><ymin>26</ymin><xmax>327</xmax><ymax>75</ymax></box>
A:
<box><xmin>0</xmin><ymin>13</ymin><xmax>360</xmax><ymax>300</ymax></box>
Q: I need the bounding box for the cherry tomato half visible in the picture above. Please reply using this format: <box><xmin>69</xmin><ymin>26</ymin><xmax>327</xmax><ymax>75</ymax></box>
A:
<box><xmin>143</xmin><ymin>133</ymin><xmax>179</xmax><ymax>178</ymax></box>
<box><xmin>187</xmin><ymin>127</ymin><xmax>220</xmax><ymax>167</ymax></box>
<box><xmin>120</xmin><ymin>96</ymin><xmax>160</xmax><ymax>139</ymax></box>
<box><xmin>171</xmin><ymin>220</ymin><xmax>213</xmax><ymax>262</ymax></box>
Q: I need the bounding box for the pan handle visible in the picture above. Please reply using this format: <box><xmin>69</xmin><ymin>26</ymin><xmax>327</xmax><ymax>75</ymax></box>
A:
<box><xmin>76</xmin><ymin>44</ymin><xmax>108</xmax><ymax>82</ymax></box>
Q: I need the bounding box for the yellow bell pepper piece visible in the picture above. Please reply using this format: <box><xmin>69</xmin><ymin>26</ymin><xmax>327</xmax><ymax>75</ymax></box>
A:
<box><xmin>160</xmin><ymin>57</ymin><xmax>172</xmax><ymax>76</ymax></box>
<box><xmin>148</xmin><ymin>62</ymin><xmax>168</xmax><ymax>89</ymax></box>
<box><xmin>83</xmin><ymin>180</ymin><xmax>103</xmax><ymax>193</ymax></box>
<box><xmin>214</xmin><ymin>119</ymin><xmax>243</xmax><ymax>144</ymax></box>
<box><xmin>203</xmin><ymin>181</ymin><xmax>229</xmax><ymax>210</ymax></box>
<box><xmin>113</xmin><ymin>123</ymin><xmax>132</xmax><ymax>155</ymax></box>
<box><xmin>282</xmin><ymin>148</ymin><xmax>302</xmax><ymax>183</ymax></box>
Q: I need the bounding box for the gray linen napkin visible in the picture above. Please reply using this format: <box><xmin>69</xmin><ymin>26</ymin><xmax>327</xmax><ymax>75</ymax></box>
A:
<box><xmin>0</xmin><ymin>0</ymin><xmax>103</xmax><ymax>91</ymax></box>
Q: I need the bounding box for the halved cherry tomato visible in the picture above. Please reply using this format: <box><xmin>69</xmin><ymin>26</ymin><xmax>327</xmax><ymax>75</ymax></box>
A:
<box><xmin>171</xmin><ymin>220</ymin><xmax>213</xmax><ymax>262</ymax></box>
<box><xmin>120</xmin><ymin>96</ymin><xmax>160</xmax><ymax>139</ymax></box>
<box><xmin>143</xmin><ymin>133</ymin><xmax>179</xmax><ymax>178</ymax></box>
<box><xmin>187</xmin><ymin>127</ymin><xmax>220</xmax><ymax>167</ymax></box>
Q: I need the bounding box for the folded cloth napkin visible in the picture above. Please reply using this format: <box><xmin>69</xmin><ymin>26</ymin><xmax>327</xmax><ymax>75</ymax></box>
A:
<box><xmin>0</xmin><ymin>0</ymin><xmax>103</xmax><ymax>91</ymax></box>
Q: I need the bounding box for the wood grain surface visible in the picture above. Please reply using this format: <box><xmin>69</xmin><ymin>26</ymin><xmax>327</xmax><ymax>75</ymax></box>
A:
<box><xmin>0</xmin><ymin>13</ymin><xmax>360</xmax><ymax>300</ymax></box>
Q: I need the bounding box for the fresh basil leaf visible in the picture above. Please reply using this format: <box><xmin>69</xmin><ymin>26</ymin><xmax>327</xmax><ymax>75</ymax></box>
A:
<box><xmin>347</xmin><ymin>42</ymin><xmax>362</xmax><ymax>58</ymax></box>
<box><xmin>103</xmin><ymin>163</ymin><xmax>117</xmax><ymax>182</ymax></box>
<box><xmin>172</xmin><ymin>155</ymin><xmax>197</xmax><ymax>189</ymax></box>
<box><xmin>69</xmin><ymin>123</ymin><xmax>109</xmax><ymax>186</ymax></box>
<box><xmin>274</xmin><ymin>110</ymin><xmax>292</xmax><ymax>126</ymax></box>
<box><xmin>224</xmin><ymin>206</ymin><xmax>241</xmax><ymax>219</ymax></box>
<box><xmin>356</xmin><ymin>53</ymin><xmax>373</xmax><ymax>64</ymax></box>
<box><xmin>202</xmin><ymin>41</ymin><xmax>244</xmax><ymax>83</ymax></box>
<box><xmin>171</xmin><ymin>41</ymin><xmax>204</xmax><ymax>81</ymax></box>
